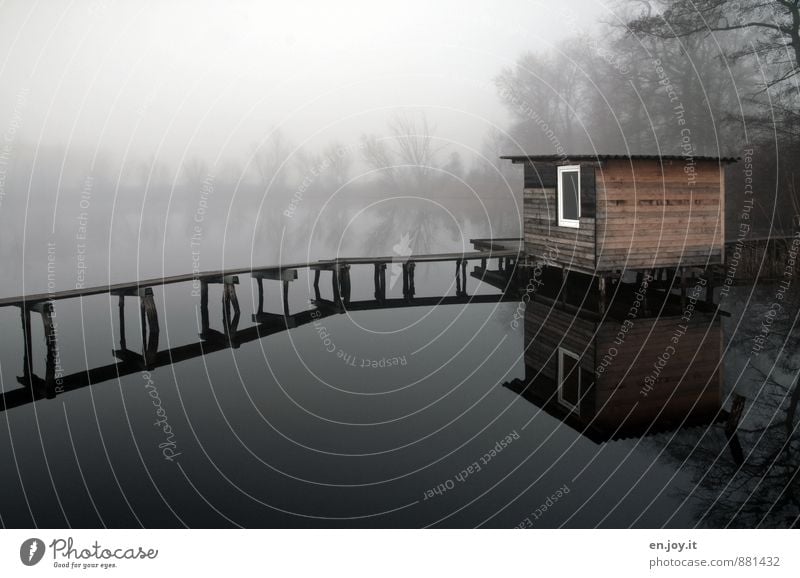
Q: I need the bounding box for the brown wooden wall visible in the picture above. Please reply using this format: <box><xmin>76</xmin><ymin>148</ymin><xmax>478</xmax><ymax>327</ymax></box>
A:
<box><xmin>524</xmin><ymin>301</ymin><xmax>597</xmax><ymax>415</ymax></box>
<box><xmin>522</xmin><ymin>159</ymin><xmax>725</xmax><ymax>273</ymax></box>
<box><xmin>523</xmin><ymin>162</ymin><xmax>597</xmax><ymax>274</ymax></box>
<box><xmin>523</xmin><ymin>187</ymin><xmax>596</xmax><ymax>274</ymax></box>
<box><xmin>593</xmin><ymin>314</ymin><xmax>722</xmax><ymax>431</ymax></box>
<box><xmin>596</xmin><ymin>159</ymin><xmax>725</xmax><ymax>270</ymax></box>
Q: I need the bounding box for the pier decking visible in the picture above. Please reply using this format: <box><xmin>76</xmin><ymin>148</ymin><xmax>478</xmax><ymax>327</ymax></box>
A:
<box><xmin>0</xmin><ymin>242</ymin><xmax>522</xmax><ymax>413</ymax></box>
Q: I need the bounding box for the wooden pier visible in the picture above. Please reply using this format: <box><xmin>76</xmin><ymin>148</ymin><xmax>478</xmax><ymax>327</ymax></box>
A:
<box><xmin>0</xmin><ymin>244</ymin><xmax>521</xmax><ymax>413</ymax></box>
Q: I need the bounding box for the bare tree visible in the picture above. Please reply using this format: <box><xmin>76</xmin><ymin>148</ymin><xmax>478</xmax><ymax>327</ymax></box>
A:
<box><xmin>322</xmin><ymin>140</ymin><xmax>352</xmax><ymax>190</ymax></box>
<box><xmin>626</xmin><ymin>0</ymin><xmax>800</xmax><ymax>97</ymax></box>
<box><xmin>360</xmin><ymin>111</ymin><xmax>458</xmax><ymax>254</ymax></box>
<box><xmin>251</xmin><ymin>128</ymin><xmax>292</xmax><ymax>191</ymax></box>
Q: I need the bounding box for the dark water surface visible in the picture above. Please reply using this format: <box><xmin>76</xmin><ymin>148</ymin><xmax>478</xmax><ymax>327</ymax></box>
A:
<box><xmin>0</xmin><ymin>264</ymin><xmax>795</xmax><ymax>528</ymax></box>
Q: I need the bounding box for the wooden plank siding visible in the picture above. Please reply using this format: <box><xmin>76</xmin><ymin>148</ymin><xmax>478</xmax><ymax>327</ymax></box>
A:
<box><xmin>523</xmin><ymin>187</ymin><xmax>596</xmax><ymax>274</ymax></box>
<box><xmin>522</xmin><ymin>163</ymin><xmax>597</xmax><ymax>275</ymax></box>
<box><xmin>522</xmin><ymin>158</ymin><xmax>725</xmax><ymax>273</ymax></box>
<box><xmin>524</xmin><ymin>301</ymin><xmax>597</xmax><ymax>416</ymax></box>
<box><xmin>593</xmin><ymin>314</ymin><xmax>723</xmax><ymax>430</ymax></box>
<box><xmin>596</xmin><ymin>159</ymin><xmax>725</xmax><ymax>270</ymax></box>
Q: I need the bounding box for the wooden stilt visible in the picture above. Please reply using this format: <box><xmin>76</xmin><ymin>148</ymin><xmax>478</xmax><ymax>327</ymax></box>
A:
<box><xmin>725</xmin><ymin>393</ymin><xmax>746</xmax><ymax>465</ymax></box>
<box><xmin>142</xmin><ymin>294</ymin><xmax>160</xmax><ymax>368</ymax></box>
<box><xmin>200</xmin><ymin>280</ymin><xmax>209</xmax><ymax>335</ymax></box>
<box><xmin>142</xmin><ymin>292</ymin><xmax>159</xmax><ymax>334</ymax></box>
<box><xmin>118</xmin><ymin>295</ymin><xmax>127</xmax><ymax>350</ymax></box>
<box><xmin>372</xmin><ymin>263</ymin><xmax>386</xmax><ymax>302</ymax></box>
<box><xmin>139</xmin><ymin>295</ymin><xmax>147</xmax><ymax>354</ymax></box>
<box><xmin>340</xmin><ymin>265</ymin><xmax>351</xmax><ymax>305</ymax></box>
<box><xmin>282</xmin><ymin>280</ymin><xmax>290</xmax><ymax>316</ymax></box>
<box><xmin>40</xmin><ymin>302</ymin><xmax>57</xmax><ymax>398</ymax></box>
<box><xmin>402</xmin><ymin>262</ymin><xmax>416</xmax><ymax>301</ymax></box>
<box><xmin>598</xmin><ymin>275</ymin><xmax>606</xmax><ymax>315</ymax></box>
<box><xmin>139</xmin><ymin>289</ymin><xmax>159</xmax><ymax>365</ymax></box>
<box><xmin>222</xmin><ymin>277</ymin><xmax>240</xmax><ymax>319</ymax></box>
<box><xmin>313</xmin><ymin>269</ymin><xmax>321</xmax><ymax>301</ymax></box>
<box><xmin>331</xmin><ymin>268</ymin><xmax>341</xmax><ymax>305</ymax></box>
<box><xmin>257</xmin><ymin>278</ymin><xmax>264</xmax><ymax>314</ymax></box>
<box><xmin>402</xmin><ymin>263</ymin><xmax>409</xmax><ymax>301</ymax></box>
<box><xmin>680</xmin><ymin>267</ymin><xmax>687</xmax><ymax>310</ymax></box>
<box><xmin>20</xmin><ymin>307</ymin><xmax>32</xmax><ymax>383</ymax></box>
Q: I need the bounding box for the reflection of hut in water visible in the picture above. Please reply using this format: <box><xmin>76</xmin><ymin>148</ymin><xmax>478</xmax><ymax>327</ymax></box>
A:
<box><xmin>498</xmin><ymin>152</ymin><xmax>735</xmax><ymax>444</ymax></box>
<box><xmin>505</xmin><ymin>299</ymin><xmax>726</xmax><ymax>444</ymax></box>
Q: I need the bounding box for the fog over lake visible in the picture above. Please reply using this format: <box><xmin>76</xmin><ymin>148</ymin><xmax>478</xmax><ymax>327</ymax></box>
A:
<box><xmin>0</xmin><ymin>0</ymin><xmax>798</xmax><ymax>531</ymax></box>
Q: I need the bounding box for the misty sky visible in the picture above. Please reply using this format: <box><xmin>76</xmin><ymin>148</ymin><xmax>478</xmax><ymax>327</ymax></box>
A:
<box><xmin>0</xmin><ymin>0</ymin><xmax>609</xmax><ymax>169</ymax></box>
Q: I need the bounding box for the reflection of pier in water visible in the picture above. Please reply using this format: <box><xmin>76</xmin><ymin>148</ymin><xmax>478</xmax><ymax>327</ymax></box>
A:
<box><xmin>1</xmin><ymin>242</ymin><xmax>521</xmax><ymax>413</ymax></box>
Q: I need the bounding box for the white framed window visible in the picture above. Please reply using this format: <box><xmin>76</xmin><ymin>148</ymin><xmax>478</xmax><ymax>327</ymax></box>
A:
<box><xmin>557</xmin><ymin>347</ymin><xmax>581</xmax><ymax>414</ymax></box>
<box><xmin>557</xmin><ymin>165</ymin><xmax>581</xmax><ymax>228</ymax></box>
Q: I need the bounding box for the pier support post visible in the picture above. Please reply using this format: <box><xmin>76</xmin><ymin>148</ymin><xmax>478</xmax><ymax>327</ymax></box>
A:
<box><xmin>139</xmin><ymin>289</ymin><xmax>159</xmax><ymax>367</ymax></box>
<box><xmin>636</xmin><ymin>269</ymin><xmax>651</xmax><ymax>315</ymax></box>
<box><xmin>111</xmin><ymin>288</ymin><xmax>158</xmax><ymax>367</ymax></box>
<box><xmin>29</xmin><ymin>302</ymin><xmax>58</xmax><ymax>398</ymax></box>
<box><xmin>339</xmin><ymin>264</ymin><xmax>351</xmax><ymax>306</ymax></box>
<box><xmin>598</xmin><ymin>275</ymin><xmax>607</xmax><ymax>315</ymax></box>
<box><xmin>455</xmin><ymin>259</ymin><xmax>468</xmax><ymax>297</ymax></box>
<box><xmin>251</xmin><ymin>269</ymin><xmax>297</xmax><ymax>322</ymax></box>
<box><xmin>118</xmin><ymin>295</ymin><xmax>127</xmax><ymax>350</ymax></box>
<box><xmin>680</xmin><ymin>267</ymin><xmax>687</xmax><ymax>310</ymax></box>
<box><xmin>222</xmin><ymin>275</ymin><xmax>240</xmax><ymax>322</ymax></box>
<box><xmin>313</xmin><ymin>269</ymin><xmax>321</xmax><ymax>301</ymax></box>
<box><xmin>374</xmin><ymin>263</ymin><xmax>386</xmax><ymax>302</ymax></box>
<box><xmin>256</xmin><ymin>278</ymin><xmax>264</xmax><ymax>315</ymax></box>
<box><xmin>200</xmin><ymin>280</ymin><xmax>210</xmax><ymax>336</ymax></box>
<box><xmin>402</xmin><ymin>262</ymin><xmax>416</xmax><ymax>301</ymax></box>
<box><xmin>20</xmin><ymin>306</ymin><xmax>32</xmax><ymax>384</ymax></box>
<box><xmin>40</xmin><ymin>302</ymin><xmax>57</xmax><ymax>397</ymax></box>
<box><xmin>331</xmin><ymin>267</ymin><xmax>341</xmax><ymax>305</ymax></box>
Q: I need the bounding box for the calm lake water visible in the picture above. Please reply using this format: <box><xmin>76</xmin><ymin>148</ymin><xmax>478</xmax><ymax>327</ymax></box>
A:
<box><xmin>0</xmin><ymin>184</ymin><xmax>796</xmax><ymax>528</ymax></box>
<box><xmin>0</xmin><ymin>257</ymin><xmax>794</xmax><ymax>529</ymax></box>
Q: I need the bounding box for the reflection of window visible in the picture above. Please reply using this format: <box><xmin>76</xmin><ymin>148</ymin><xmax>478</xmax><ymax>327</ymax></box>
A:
<box><xmin>557</xmin><ymin>165</ymin><xmax>580</xmax><ymax>228</ymax></box>
<box><xmin>558</xmin><ymin>347</ymin><xmax>581</xmax><ymax>414</ymax></box>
